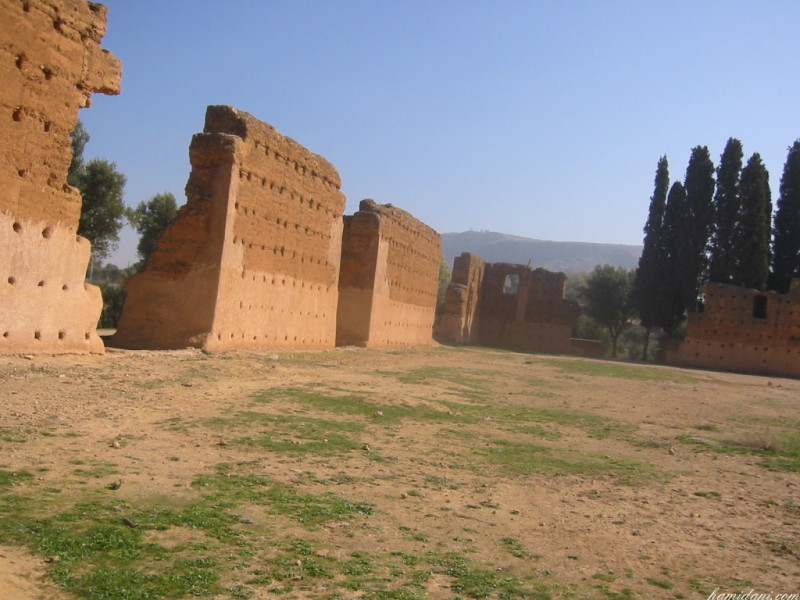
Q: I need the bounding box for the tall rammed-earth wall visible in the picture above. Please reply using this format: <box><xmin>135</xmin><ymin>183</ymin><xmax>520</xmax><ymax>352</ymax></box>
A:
<box><xmin>438</xmin><ymin>252</ymin><xmax>582</xmax><ymax>354</ymax></box>
<box><xmin>112</xmin><ymin>106</ymin><xmax>346</xmax><ymax>350</ymax></box>
<box><xmin>666</xmin><ymin>281</ymin><xmax>800</xmax><ymax>378</ymax></box>
<box><xmin>0</xmin><ymin>0</ymin><xmax>121</xmax><ymax>353</ymax></box>
<box><xmin>337</xmin><ymin>199</ymin><xmax>440</xmax><ymax>347</ymax></box>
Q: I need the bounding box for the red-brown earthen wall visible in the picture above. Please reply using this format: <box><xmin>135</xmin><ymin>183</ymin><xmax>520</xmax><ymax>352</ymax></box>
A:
<box><xmin>0</xmin><ymin>0</ymin><xmax>120</xmax><ymax>353</ymax></box>
<box><xmin>438</xmin><ymin>253</ymin><xmax>581</xmax><ymax>353</ymax></box>
<box><xmin>666</xmin><ymin>281</ymin><xmax>800</xmax><ymax>378</ymax></box>
<box><xmin>437</xmin><ymin>252</ymin><xmax>485</xmax><ymax>344</ymax></box>
<box><xmin>112</xmin><ymin>105</ymin><xmax>345</xmax><ymax>350</ymax></box>
<box><xmin>337</xmin><ymin>199</ymin><xmax>440</xmax><ymax>347</ymax></box>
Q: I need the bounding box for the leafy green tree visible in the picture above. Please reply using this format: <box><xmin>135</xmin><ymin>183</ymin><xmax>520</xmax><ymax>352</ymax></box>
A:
<box><xmin>677</xmin><ymin>146</ymin><xmax>715</xmax><ymax>311</ymax></box>
<box><xmin>733</xmin><ymin>153</ymin><xmax>771</xmax><ymax>290</ymax></box>
<box><xmin>68</xmin><ymin>120</ymin><xmax>89</xmax><ymax>187</ymax></box>
<box><xmin>69</xmin><ymin>121</ymin><xmax>127</xmax><ymax>263</ymax></box>
<box><xmin>580</xmin><ymin>265</ymin><xmax>636</xmax><ymax>358</ymax></box>
<box><xmin>633</xmin><ymin>156</ymin><xmax>669</xmax><ymax>359</ymax></box>
<box><xmin>75</xmin><ymin>158</ymin><xmax>127</xmax><ymax>262</ymax></box>
<box><xmin>772</xmin><ymin>140</ymin><xmax>800</xmax><ymax>292</ymax></box>
<box><xmin>130</xmin><ymin>192</ymin><xmax>178</xmax><ymax>264</ymax></box>
<box><xmin>708</xmin><ymin>138</ymin><xmax>743</xmax><ymax>283</ymax></box>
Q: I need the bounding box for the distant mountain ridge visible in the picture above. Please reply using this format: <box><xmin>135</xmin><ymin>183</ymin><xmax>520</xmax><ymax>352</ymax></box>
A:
<box><xmin>442</xmin><ymin>231</ymin><xmax>642</xmax><ymax>274</ymax></box>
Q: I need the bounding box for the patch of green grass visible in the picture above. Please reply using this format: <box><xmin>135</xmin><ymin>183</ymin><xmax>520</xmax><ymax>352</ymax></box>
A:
<box><xmin>192</xmin><ymin>466</ymin><xmax>373</xmax><ymax>529</ymax></box>
<box><xmin>206</xmin><ymin>411</ymin><xmax>364</xmax><ymax>456</ymax></box>
<box><xmin>679</xmin><ymin>431</ymin><xmax>800</xmax><ymax>472</ymax></box>
<box><xmin>70</xmin><ymin>460</ymin><xmax>118</xmax><ymax>479</ymax></box>
<box><xmin>501</xmin><ymin>537</ymin><xmax>538</xmax><ymax>559</ymax></box>
<box><xmin>251</xmin><ymin>387</ymin><xmax>478</xmax><ymax>425</ymax></box>
<box><xmin>477</xmin><ymin>438</ymin><xmax>661</xmax><ymax>484</ymax></box>
<box><xmin>765</xmin><ymin>538</ymin><xmax>799</xmax><ymax>556</ymax></box>
<box><xmin>376</xmin><ymin>367</ymin><xmax>497</xmax><ymax>403</ymax></box>
<box><xmin>645</xmin><ymin>577</ymin><xmax>673</xmax><ymax>589</ymax></box>
<box><xmin>693</xmin><ymin>491</ymin><xmax>722</xmax><ymax>499</ymax></box>
<box><xmin>0</xmin><ymin>427</ymin><xmax>27</xmax><ymax>443</ymax></box>
<box><xmin>542</xmin><ymin>358</ymin><xmax>699</xmax><ymax>383</ymax></box>
<box><xmin>0</xmin><ymin>469</ymin><xmax>33</xmax><ymax>488</ymax></box>
<box><xmin>0</xmin><ymin>498</ymin><xmax>238</xmax><ymax>600</ymax></box>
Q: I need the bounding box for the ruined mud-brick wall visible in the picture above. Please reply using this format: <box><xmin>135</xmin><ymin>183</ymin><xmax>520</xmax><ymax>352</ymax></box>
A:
<box><xmin>666</xmin><ymin>281</ymin><xmax>800</xmax><ymax>378</ymax></box>
<box><xmin>437</xmin><ymin>255</ymin><xmax>580</xmax><ymax>354</ymax></box>
<box><xmin>112</xmin><ymin>105</ymin><xmax>346</xmax><ymax>350</ymax></box>
<box><xmin>477</xmin><ymin>263</ymin><xmax>580</xmax><ymax>354</ymax></box>
<box><xmin>336</xmin><ymin>199</ymin><xmax>440</xmax><ymax>347</ymax></box>
<box><xmin>0</xmin><ymin>0</ymin><xmax>120</xmax><ymax>354</ymax></box>
<box><xmin>437</xmin><ymin>252</ymin><xmax>485</xmax><ymax>344</ymax></box>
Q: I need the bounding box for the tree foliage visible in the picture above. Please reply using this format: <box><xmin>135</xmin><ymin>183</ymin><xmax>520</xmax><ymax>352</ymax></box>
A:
<box><xmin>579</xmin><ymin>265</ymin><xmax>636</xmax><ymax>358</ymax></box>
<box><xmin>75</xmin><ymin>159</ymin><xmax>127</xmax><ymax>261</ymax></box>
<box><xmin>130</xmin><ymin>192</ymin><xmax>178</xmax><ymax>264</ymax></box>
<box><xmin>676</xmin><ymin>146</ymin><xmax>715</xmax><ymax>311</ymax></box>
<box><xmin>69</xmin><ymin>121</ymin><xmax>127</xmax><ymax>262</ymax></box>
<box><xmin>708</xmin><ymin>138</ymin><xmax>743</xmax><ymax>283</ymax></box>
<box><xmin>633</xmin><ymin>156</ymin><xmax>669</xmax><ymax>358</ymax></box>
<box><xmin>733</xmin><ymin>153</ymin><xmax>771</xmax><ymax>290</ymax></box>
<box><xmin>772</xmin><ymin>139</ymin><xmax>800</xmax><ymax>292</ymax></box>
<box><xmin>655</xmin><ymin>181</ymin><xmax>687</xmax><ymax>334</ymax></box>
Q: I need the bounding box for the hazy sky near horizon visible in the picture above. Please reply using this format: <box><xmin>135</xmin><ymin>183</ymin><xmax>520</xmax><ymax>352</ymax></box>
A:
<box><xmin>80</xmin><ymin>1</ymin><xmax>800</xmax><ymax>267</ymax></box>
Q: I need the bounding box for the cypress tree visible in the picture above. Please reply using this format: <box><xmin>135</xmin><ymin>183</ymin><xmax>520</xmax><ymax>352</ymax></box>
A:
<box><xmin>734</xmin><ymin>153</ymin><xmax>771</xmax><ymax>290</ymax></box>
<box><xmin>633</xmin><ymin>156</ymin><xmax>669</xmax><ymax>359</ymax></box>
<box><xmin>656</xmin><ymin>181</ymin><xmax>688</xmax><ymax>335</ymax></box>
<box><xmin>772</xmin><ymin>140</ymin><xmax>800</xmax><ymax>292</ymax></box>
<box><xmin>708</xmin><ymin>138</ymin><xmax>743</xmax><ymax>283</ymax></box>
<box><xmin>678</xmin><ymin>146</ymin><xmax>715</xmax><ymax>311</ymax></box>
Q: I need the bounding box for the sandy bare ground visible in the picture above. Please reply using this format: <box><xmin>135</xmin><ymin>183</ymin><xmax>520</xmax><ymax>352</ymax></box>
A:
<box><xmin>1</xmin><ymin>345</ymin><xmax>799</xmax><ymax>599</ymax></box>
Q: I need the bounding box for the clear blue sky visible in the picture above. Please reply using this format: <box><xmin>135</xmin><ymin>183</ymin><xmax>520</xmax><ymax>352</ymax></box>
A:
<box><xmin>79</xmin><ymin>1</ymin><xmax>800</xmax><ymax>267</ymax></box>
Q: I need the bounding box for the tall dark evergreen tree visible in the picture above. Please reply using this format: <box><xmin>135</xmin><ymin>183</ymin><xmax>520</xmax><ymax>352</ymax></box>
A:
<box><xmin>733</xmin><ymin>153</ymin><xmax>771</xmax><ymax>290</ymax></box>
<box><xmin>772</xmin><ymin>140</ymin><xmax>800</xmax><ymax>292</ymax></box>
<box><xmin>708</xmin><ymin>138</ymin><xmax>743</xmax><ymax>283</ymax></box>
<box><xmin>677</xmin><ymin>146</ymin><xmax>715</xmax><ymax>311</ymax></box>
<box><xmin>655</xmin><ymin>181</ymin><xmax>688</xmax><ymax>335</ymax></box>
<box><xmin>633</xmin><ymin>156</ymin><xmax>669</xmax><ymax>359</ymax></box>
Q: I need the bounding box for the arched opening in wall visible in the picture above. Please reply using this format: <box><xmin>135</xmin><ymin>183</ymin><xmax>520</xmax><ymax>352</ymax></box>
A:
<box><xmin>503</xmin><ymin>274</ymin><xmax>519</xmax><ymax>295</ymax></box>
<box><xmin>753</xmin><ymin>295</ymin><xmax>768</xmax><ymax>319</ymax></box>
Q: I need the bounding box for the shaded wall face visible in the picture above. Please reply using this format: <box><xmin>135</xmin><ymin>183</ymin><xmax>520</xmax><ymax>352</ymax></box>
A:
<box><xmin>477</xmin><ymin>264</ymin><xmax>578</xmax><ymax>354</ymax></box>
<box><xmin>438</xmin><ymin>252</ymin><xmax>485</xmax><ymax>344</ymax></box>
<box><xmin>337</xmin><ymin>200</ymin><xmax>441</xmax><ymax>348</ymax></box>
<box><xmin>438</xmin><ymin>256</ymin><xmax>579</xmax><ymax>354</ymax></box>
<box><xmin>0</xmin><ymin>0</ymin><xmax>121</xmax><ymax>354</ymax></box>
<box><xmin>113</xmin><ymin>105</ymin><xmax>346</xmax><ymax>350</ymax></box>
<box><xmin>667</xmin><ymin>282</ymin><xmax>800</xmax><ymax>378</ymax></box>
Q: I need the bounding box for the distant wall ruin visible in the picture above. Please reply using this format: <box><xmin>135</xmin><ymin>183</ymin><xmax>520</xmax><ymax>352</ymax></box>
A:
<box><xmin>337</xmin><ymin>199</ymin><xmax>440</xmax><ymax>348</ymax></box>
<box><xmin>112</xmin><ymin>106</ymin><xmax>347</xmax><ymax>350</ymax></box>
<box><xmin>0</xmin><ymin>0</ymin><xmax>121</xmax><ymax>354</ymax></box>
<box><xmin>666</xmin><ymin>281</ymin><xmax>800</xmax><ymax>378</ymax></box>
<box><xmin>438</xmin><ymin>252</ymin><xmax>584</xmax><ymax>354</ymax></box>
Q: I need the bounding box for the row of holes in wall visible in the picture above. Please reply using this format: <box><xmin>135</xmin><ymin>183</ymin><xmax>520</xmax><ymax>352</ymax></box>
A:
<box><xmin>385</xmin><ymin>279</ymin><xmax>437</xmax><ymax>300</ymax></box>
<box><xmin>383</xmin><ymin>235</ymin><xmax>441</xmax><ymax>265</ymax></box>
<box><xmin>384</xmin><ymin>255</ymin><xmax>440</xmax><ymax>281</ymax></box>
<box><xmin>251</xmin><ymin>139</ymin><xmax>339</xmax><ymax>190</ymax></box>
<box><xmin>238</xmin><ymin>171</ymin><xmax>339</xmax><ymax>217</ymax></box>
<box><xmin>233</xmin><ymin>239</ymin><xmax>332</xmax><ymax>269</ymax></box>
<box><xmin>2</xmin><ymin>330</ymin><xmax>92</xmax><ymax>341</ymax></box>
<box><xmin>237</xmin><ymin>271</ymin><xmax>331</xmax><ymax>291</ymax></box>
<box><xmin>214</xmin><ymin>331</ymin><xmax>330</xmax><ymax>345</ymax></box>
<box><xmin>236</xmin><ymin>300</ymin><xmax>328</xmax><ymax>320</ymax></box>
<box><xmin>234</xmin><ymin>203</ymin><xmax>333</xmax><ymax>240</ymax></box>
<box><xmin>376</xmin><ymin>219</ymin><xmax>439</xmax><ymax>248</ymax></box>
